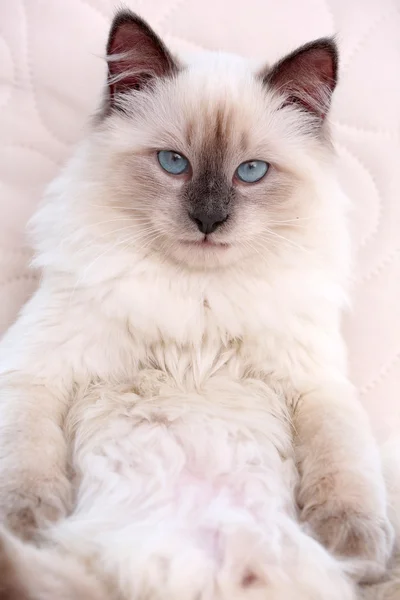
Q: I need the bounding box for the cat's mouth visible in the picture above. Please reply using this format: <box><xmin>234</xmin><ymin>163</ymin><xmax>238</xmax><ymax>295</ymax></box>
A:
<box><xmin>180</xmin><ymin>237</ymin><xmax>231</xmax><ymax>249</ymax></box>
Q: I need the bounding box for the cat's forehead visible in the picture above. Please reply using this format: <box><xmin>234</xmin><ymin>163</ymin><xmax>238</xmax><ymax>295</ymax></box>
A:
<box><xmin>184</xmin><ymin>100</ymin><xmax>249</xmax><ymax>156</ymax></box>
<box><xmin>166</xmin><ymin>60</ymin><xmax>267</xmax><ymax>159</ymax></box>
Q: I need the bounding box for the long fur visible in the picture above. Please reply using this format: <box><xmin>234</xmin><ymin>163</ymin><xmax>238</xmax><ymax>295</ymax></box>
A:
<box><xmin>0</xmin><ymin>14</ymin><xmax>397</xmax><ymax>600</ymax></box>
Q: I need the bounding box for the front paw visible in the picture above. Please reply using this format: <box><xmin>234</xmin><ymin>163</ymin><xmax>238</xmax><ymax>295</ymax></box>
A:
<box><xmin>299</xmin><ymin>475</ymin><xmax>394</xmax><ymax>583</ymax></box>
<box><xmin>0</xmin><ymin>469</ymin><xmax>71</xmax><ymax>540</ymax></box>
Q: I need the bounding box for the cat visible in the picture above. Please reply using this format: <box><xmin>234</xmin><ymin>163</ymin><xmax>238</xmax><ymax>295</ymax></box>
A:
<box><xmin>0</xmin><ymin>9</ymin><xmax>395</xmax><ymax>600</ymax></box>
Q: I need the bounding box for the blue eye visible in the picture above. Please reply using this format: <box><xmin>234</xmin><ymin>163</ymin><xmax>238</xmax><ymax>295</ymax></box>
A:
<box><xmin>158</xmin><ymin>150</ymin><xmax>189</xmax><ymax>175</ymax></box>
<box><xmin>236</xmin><ymin>160</ymin><xmax>269</xmax><ymax>183</ymax></box>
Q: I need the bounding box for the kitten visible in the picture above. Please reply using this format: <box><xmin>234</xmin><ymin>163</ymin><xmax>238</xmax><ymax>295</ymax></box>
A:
<box><xmin>0</xmin><ymin>9</ymin><xmax>394</xmax><ymax>600</ymax></box>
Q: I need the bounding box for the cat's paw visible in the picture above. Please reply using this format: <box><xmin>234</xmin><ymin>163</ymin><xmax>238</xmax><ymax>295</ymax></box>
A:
<box><xmin>304</xmin><ymin>504</ymin><xmax>393</xmax><ymax>582</ymax></box>
<box><xmin>300</xmin><ymin>477</ymin><xmax>394</xmax><ymax>583</ymax></box>
<box><xmin>0</xmin><ymin>469</ymin><xmax>71</xmax><ymax>540</ymax></box>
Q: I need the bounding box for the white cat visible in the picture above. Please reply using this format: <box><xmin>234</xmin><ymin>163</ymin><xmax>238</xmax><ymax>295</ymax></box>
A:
<box><xmin>0</xmin><ymin>10</ymin><xmax>395</xmax><ymax>600</ymax></box>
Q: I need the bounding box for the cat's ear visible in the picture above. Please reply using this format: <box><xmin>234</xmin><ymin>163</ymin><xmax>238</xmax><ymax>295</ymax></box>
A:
<box><xmin>105</xmin><ymin>10</ymin><xmax>178</xmax><ymax>110</ymax></box>
<box><xmin>262</xmin><ymin>38</ymin><xmax>338</xmax><ymax>121</ymax></box>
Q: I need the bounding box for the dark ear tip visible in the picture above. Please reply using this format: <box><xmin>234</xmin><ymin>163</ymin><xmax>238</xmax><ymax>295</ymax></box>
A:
<box><xmin>106</xmin><ymin>9</ymin><xmax>150</xmax><ymax>54</ymax></box>
<box><xmin>110</xmin><ymin>8</ymin><xmax>146</xmax><ymax>29</ymax></box>
<box><xmin>302</xmin><ymin>36</ymin><xmax>339</xmax><ymax>79</ymax></box>
<box><xmin>307</xmin><ymin>36</ymin><xmax>338</xmax><ymax>52</ymax></box>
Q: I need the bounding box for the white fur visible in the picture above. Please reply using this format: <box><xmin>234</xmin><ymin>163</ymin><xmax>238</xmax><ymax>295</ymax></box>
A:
<box><xmin>0</xmin><ymin>45</ymin><xmax>394</xmax><ymax>599</ymax></box>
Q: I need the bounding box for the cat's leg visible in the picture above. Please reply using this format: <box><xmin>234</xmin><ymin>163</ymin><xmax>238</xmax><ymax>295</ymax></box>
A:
<box><xmin>0</xmin><ymin>524</ymin><xmax>108</xmax><ymax>600</ymax></box>
<box><xmin>0</xmin><ymin>374</ymin><xmax>72</xmax><ymax>540</ymax></box>
<box><xmin>293</xmin><ymin>380</ymin><xmax>393</xmax><ymax>583</ymax></box>
<box><xmin>0</xmin><ymin>286</ymin><xmax>109</xmax><ymax>539</ymax></box>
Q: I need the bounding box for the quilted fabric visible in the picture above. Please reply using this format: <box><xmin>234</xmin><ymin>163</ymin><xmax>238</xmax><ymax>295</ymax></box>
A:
<box><xmin>0</xmin><ymin>0</ymin><xmax>399</xmax><ymax>441</ymax></box>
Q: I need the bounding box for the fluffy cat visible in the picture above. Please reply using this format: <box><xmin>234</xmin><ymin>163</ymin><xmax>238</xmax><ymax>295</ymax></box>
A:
<box><xmin>0</xmin><ymin>9</ymin><xmax>395</xmax><ymax>600</ymax></box>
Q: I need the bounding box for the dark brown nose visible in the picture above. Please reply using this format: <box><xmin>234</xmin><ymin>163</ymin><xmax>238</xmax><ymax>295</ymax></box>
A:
<box><xmin>189</xmin><ymin>210</ymin><xmax>229</xmax><ymax>235</ymax></box>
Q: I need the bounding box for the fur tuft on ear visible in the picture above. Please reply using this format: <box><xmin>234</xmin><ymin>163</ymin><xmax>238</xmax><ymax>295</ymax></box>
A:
<box><xmin>262</xmin><ymin>38</ymin><xmax>338</xmax><ymax>121</ymax></box>
<box><xmin>105</xmin><ymin>10</ymin><xmax>178</xmax><ymax>110</ymax></box>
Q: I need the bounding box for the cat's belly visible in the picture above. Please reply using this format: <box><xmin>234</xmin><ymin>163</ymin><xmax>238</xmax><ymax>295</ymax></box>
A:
<box><xmin>68</xmin><ymin>375</ymin><xmax>296</xmax><ymax>527</ymax></box>
<box><xmin>47</xmin><ymin>376</ymin><xmax>354</xmax><ymax>600</ymax></box>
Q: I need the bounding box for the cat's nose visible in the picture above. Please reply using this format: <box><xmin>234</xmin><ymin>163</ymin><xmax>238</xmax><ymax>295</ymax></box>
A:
<box><xmin>189</xmin><ymin>210</ymin><xmax>229</xmax><ymax>235</ymax></box>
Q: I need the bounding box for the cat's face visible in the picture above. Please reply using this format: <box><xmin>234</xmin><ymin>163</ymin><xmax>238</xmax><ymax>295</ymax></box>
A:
<box><xmin>92</xmin><ymin>12</ymin><xmax>338</xmax><ymax>271</ymax></box>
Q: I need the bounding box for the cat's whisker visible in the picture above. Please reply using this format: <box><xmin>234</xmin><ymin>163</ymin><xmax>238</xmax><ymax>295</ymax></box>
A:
<box><xmin>238</xmin><ymin>235</ymin><xmax>284</xmax><ymax>261</ymax></box>
<box><xmin>118</xmin><ymin>230</ymin><xmax>165</xmax><ymax>261</ymax></box>
<box><xmin>71</xmin><ymin>223</ymin><xmax>158</xmax><ymax>257</ymax></box>
<box><xmin>263</xmin><ymin>228</ymin><xmax>311</xmax><ymax>254</ymax></box>
<box><xmin>266</xmin><ymin>220</ymin><xmax>312</xmax><ymax>229</ymax></box>
<box><xmin>90</xmin><ymin>204</ymin><xmax>155</xmax><ymax>213</ymax></box>
<box><xmin>239</xmin><ymin>239</ymin><xmax>267</xmax><ymax>262</ymax></box>
<box><xmin>70</xmin><ymin>224</ymin><xmax>137</xmax><ymax>257</ymax></box>
<box><xmin>268</xmin><ymin>216</ymin><xmax>315</xmax><ymax>224</ymax></box>
<box><xmin>63</xmin><ymin>218</ymin><xmax>135</xmax><ymax>244</ymax></box>
<box><xmin>68</xmin><ymin>229</ymin><xmax>160</xmax><ymax>306</ymax></box>
<box><xmin>89</xmin><ymin>215</ymin><xmax>152</xmax><ymax>227</ymax></box>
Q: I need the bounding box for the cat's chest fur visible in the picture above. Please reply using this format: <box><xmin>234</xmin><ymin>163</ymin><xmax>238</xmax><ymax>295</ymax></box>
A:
<box><xmin>81</xmin><ymin>259</ymin><xmax>323</xmax><ymax>393</ymax></box>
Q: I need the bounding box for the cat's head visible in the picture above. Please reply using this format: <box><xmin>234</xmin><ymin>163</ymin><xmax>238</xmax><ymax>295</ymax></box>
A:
<box><xmin>87</xmin><ymin>11</ymin><xmax>339</xmax><ymax>271</ymax></box>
